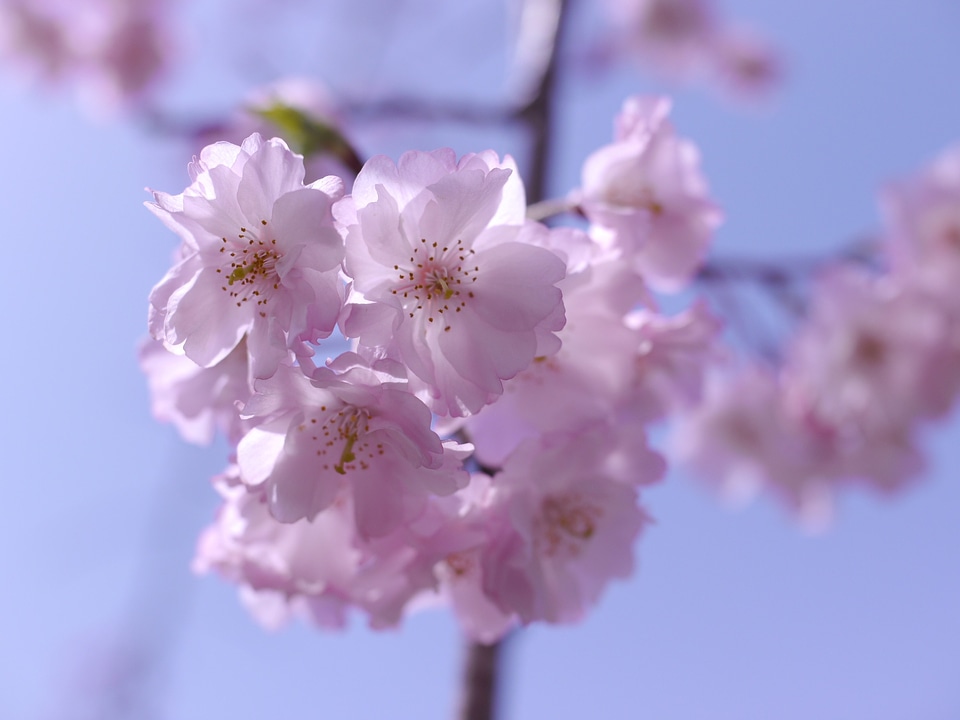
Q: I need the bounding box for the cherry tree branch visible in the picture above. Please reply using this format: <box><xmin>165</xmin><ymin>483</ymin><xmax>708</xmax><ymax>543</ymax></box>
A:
<box><xmin>459</xmin><ymin>640</ymin><xmax>508</xmax><ymax>720</ymax></box>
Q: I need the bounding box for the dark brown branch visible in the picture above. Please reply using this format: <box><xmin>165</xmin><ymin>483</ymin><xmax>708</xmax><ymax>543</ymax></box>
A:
<box><xmin>517</xmin><ymin>0</ymin><xmax>572</xmax><ymax>205</ymax></box>
<box><xmin>459</xmin><ymin>640</ymin><xmax>506</xmax><ymax>720</ymax></box>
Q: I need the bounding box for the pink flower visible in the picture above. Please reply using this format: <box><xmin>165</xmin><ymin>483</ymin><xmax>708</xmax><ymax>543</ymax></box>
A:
<box><xmin>580</xmin><ymin>96</ymin><xmax>722</xmax><ymax>290</ymax></box>
<box><xmin>0</xmin><ymin>0</ymin><xmax>173</xmax><ymax>112</ymax></box>
<box><xmin>783</xmin><ymin>266</ymin><xmax>959</xmax><ymax>434</ymax></box>
<box><xmin>673</xmin><ymin>366</ymin><xmax>825</xmax><ymax>518</ymax></box>
<box><xmin>882</xmin><ymin>145</ymin><xmax>960</xmax><ymax>308</ymax></box>
<box><xmin>677</xmin><ymin>328</ymin><xmax>934</xmax><ymax>527</ymax></box>
<box><xmin>236</xmin><ymin>355</ymin><xmax>469</xmax><ymax>538</ymax></box>
<box><xmin>337</xmin><ymin>148</ymin><xmax>567</xmax><ymax>416</ymax></box>
<box><xmin>0</xmin><ymin>0</ymin><xmax>73</xmax><ymax>81</ymax></box>
<box><xmin>598</xmin><ymin>0</ymin><xmax>781</xmax><ymax>99</ymax></box>
<box><xmin>194</xmin><ymin>468</ymin><xmax>359</xmax><ymax>630</ymax></box>
<box><xmin>463</xmin><ymin>258</ymin><xmax>656</xmax><ymax>467</ymax></box>
<box><xmin>625</xmin><ymin>298</ymin><xmax>725</xmax><ymax>422</ymax></box>
<box><xmin>602</xmin><ymin>0</ymin><xmax>716</xmax><ymax>78</ymax></box>
<box><xmin>147</xmin><ymin>133</ymin><xmax>345</xmax><ymax>379</ymax></box>
<box><xmin>710</xmin><ymin>27</ymin><xmax>782</xmax><ymax>99</ymax></box>
<box><xmin>481</xmin><ymin>430</ymin><xmax>651</xmax><ymax>625</ymax></box>
<box><xmin>138</xmin><ymin>337</ymin><xmax>252</xmax><ymax>445</ymax></box>
<box><xmin>359</xmin><ymin>477</ymin><xmax>518</xmax><ymax>639</ymax></box>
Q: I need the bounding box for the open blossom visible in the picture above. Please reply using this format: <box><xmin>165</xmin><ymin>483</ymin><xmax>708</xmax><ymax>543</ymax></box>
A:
<box><xmin>783</xmin><ymin>266</ymin><xmax>960</xmax><ymax>434</ymax></box>
<box><xmin>237</xmin><ymin>355</ymin><xmax>470</xmax><ymax>537</ymax></box>
<box><xmin>197</xmin><ymin>468</ymin><xmax>516</xmax><ymax>637</ymax></box>
<box><xmin>147</xmin><ymin>133</ymin><xmax>345</xmax><ymax>379</ymax></box>
<box><xmin>426</xmin><ymin>481</ymin><xmax>518</xmax><ymax>643</ymax></box>
<box><xmin>673</xmin><ymin>366</ymin><xmax>837</xmax><ymax>524</ymax></box>
<box><xmin>337</xmin><ymin>148</ymin><xmax>567</xmax><ymax>416</ymax></box>
<box><xmin>579</xmin><ymin>96</ymin><xmax>722</xmax><ymax>290</ymax></box>
<box><xmin>481</xmin><ymin>430</ymin><xmax>651</xmax><ymax>625</ymax></box>
<box><xmin>139</xmin><ymin>337</ymin><xmax>252</xmax><ymax>445</ymax></box>
<box><xmin>624</xmin><ymin>298</ymin><xmax>724</xmax><ymax>422</ymax></box>
<box><xmin>462</xmin><ymin>257</ymin><xmax>663</xmax><ymax>468</ymax></box>
<box><xmin>194</xmin><ymin>468</ymin><xmax>360</xmax><ymax>630</ymax></box>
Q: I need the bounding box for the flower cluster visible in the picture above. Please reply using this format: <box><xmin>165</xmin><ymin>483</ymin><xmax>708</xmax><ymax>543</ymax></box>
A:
<box><xmin>143</xmin><ymin>97</ymin><xmax>723</xmax><ymax>638</ymax></box>
<box><xmin>599</xmin><ymin>0</ymin><xmax>780</xmax><ymax>97</ymax></box>
<box><xmin>676</xmin><ymin>146</ymin><xmax>960</xmax><ymax>526</ymax></box>
<box><xmin>0</xmin><ymin>0</ymin><xmax>173</xmax><ymax>112</ymax></box>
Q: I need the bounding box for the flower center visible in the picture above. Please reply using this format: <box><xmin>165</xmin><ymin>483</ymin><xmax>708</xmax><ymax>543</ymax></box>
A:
<box><xmin>216</xmin><ymin>220</ymin><xmax>282</xmax><ymax>317</ymax></box>
<box><xmin>604</xmin><ymin>181</ymin><xmax>664</xmax><ymax>215</ymax></box>
<box><xmin>296</xmin><ymin>405</ymin><xmax>383</xmax><ymax>475</ymax></box>
<box><xmin>443</xmin><ymin>551</ymin><xmax>475</xmax><ymax>578</ymax></box>
<box><xmin>535</xmin><ymin>493</ymin><xmax>602</xmax><ymax>558</ymax></box>
<box><xmin>850</xmin><ymin>331</ymin><xmax>887</xmax><ymax>368</ymax></box>
<box><xmin>391</xmin><ymin>237</ymin><xmax>479</xmax><ymax>332</ymax></box>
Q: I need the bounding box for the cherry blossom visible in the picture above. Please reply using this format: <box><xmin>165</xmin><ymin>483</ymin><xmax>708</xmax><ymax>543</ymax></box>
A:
<box><xmin>194</xmin><ymin>468</ymin><xmax>359</xmax><ymax>630</ymax></box>
<box><xmin>139</xmin><ymin>337</ymin><xmax>252</xmax><ymax>446</ymax></box>
<box><xmin>237</xmin><ymin>356</ymin><xmax>470</xmax><ymax>537</ymax></box>
<box><xmin>481</xmin><ymin>430</ymin><xmax>651</xmax><ymax>624</ymax></box>
<box><xmin>597</xmin><ymin>0</ymin><xmax>781</xmax><ymax>98</ymax></box>
<box><xmin>337</xmin><ymin>149</ymin><xmax>567</xmax><ymax>416</ymax></box>
<box><xmin>579</xmin><ymin>96</ymin><xmax>722</xmax><ymax>290</ymax></box>
<box><xmin>672</xmin><ymin>366</ymin><xmax>833</xmax><ymax>523</ymax></box>
<box><xmin>676</xmin><ymin>266</ymin><xmax>952</xmax><ymax>524</ymax></box>
<box><xmin>147</xmin><ymin>133</ymin><xmax>345</xmax><ymax>379</ymax></box>
<box><xmin>462</xmin><ymin>256</ymin><xmax>660</xmax><ymax>467</ymax></box>
<box><xmin>882</xmin><ymin>145</ymin><xmax>960</xmax><ymax>309</ymax></box>
<box><xmin>783</xmin><ymin>267</ymin><xmax>960</xmax><ymax>435</ymax></box>
<box><xmin>624</xmin><ymin>298</ymin><xmax>725</xmax><ymax>422</ymax></box>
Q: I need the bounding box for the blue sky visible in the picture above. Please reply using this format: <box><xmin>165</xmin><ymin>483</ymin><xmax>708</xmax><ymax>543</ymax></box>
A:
<box><xmin>1</xmin><ymin>1</ymin><xmax>958</xmax><ymax>718</ymax></box>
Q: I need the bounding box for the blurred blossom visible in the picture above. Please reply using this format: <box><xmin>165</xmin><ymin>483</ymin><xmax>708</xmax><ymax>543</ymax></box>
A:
<box><xmin>597</xmin><ymin>0</ymin><xmax>781</xmax><ymax>98</ymax></box>
<box><xmin>0</xmin><ymin>0</ymin><xmax>174</xmax><ymax>114</ymax></box>
<box><xmin>576</xmin><ymin>95</ymin><xmax>722</xmax><ymax>291</ymax></box>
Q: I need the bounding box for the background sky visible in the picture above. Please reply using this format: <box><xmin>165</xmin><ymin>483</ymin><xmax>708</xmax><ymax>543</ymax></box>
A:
<box><xmin>1</xmin><ymin>1</ymin><xmax>959</xmax><ymax>718</ymax></box>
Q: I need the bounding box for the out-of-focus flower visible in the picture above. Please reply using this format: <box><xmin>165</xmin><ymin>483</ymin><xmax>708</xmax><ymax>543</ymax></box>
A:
<box><xmin>237</xmin><ymin>357</ymin><xmax>469</xmax><ymax>537</ymax></box>
<box><xmin>598</xmin><ymin>0</ymin><xmax>781</xmax><ymax>99</ymax></box>
<box><xmin>139</xmin><ymin>337</ymin><xmax>252</xmax><ymax>445</ymax></box>
<box><xmin>0</xmin><ymin>0</ymin><xmax>174</xmax><ymax>113</ymax></box>
<box><xmin>482</xmin><ymin>430</ymin><xmax>651</xmax><ymax>624</ymax></box>
<box><xmin>882</xmin><ymin>145</ymin><xmax>960</xmax><ymax>308</ymax></box>
<box><xmin>579</xmin><ymin>96</ymin><xmax>722</xmax><ymax>290</ymax></box>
